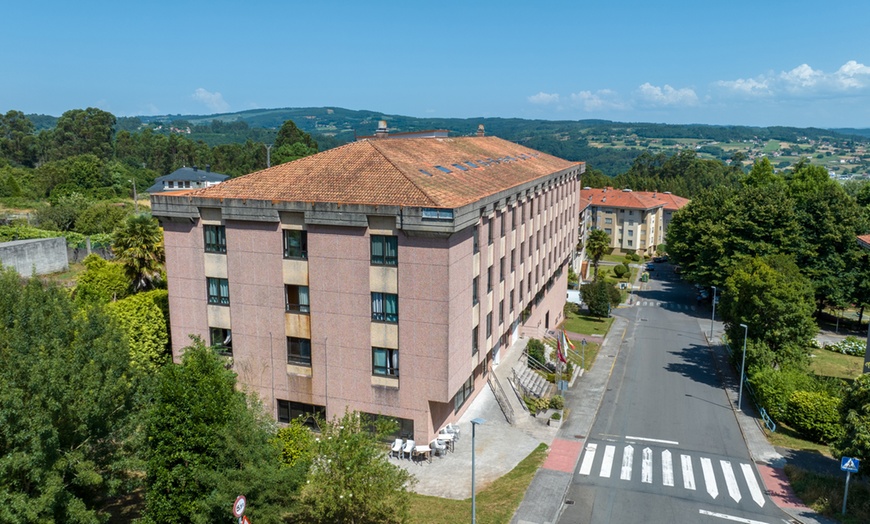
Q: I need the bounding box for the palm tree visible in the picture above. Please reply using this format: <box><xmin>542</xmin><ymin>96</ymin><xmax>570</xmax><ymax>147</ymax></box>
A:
<box><xmin>112</xmin><ymin>213</ymin><xmax>165</xmax><ymax>291</ymax></box>
<box><xmin>585</xmin><ymin>229</ymin><xmax>611</xmax><ymax>279</ymax></box>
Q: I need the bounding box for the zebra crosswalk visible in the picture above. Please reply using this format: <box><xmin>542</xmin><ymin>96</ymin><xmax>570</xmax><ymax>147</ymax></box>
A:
<box><xmin>576</xmin><ymin>441</ymin><xmax>766</xmax><ymax>508</ymax></box>
<box><xmin>634</xmin><ymin>301</ymin><xmax>697</xmax><ymax>310</ymax></box>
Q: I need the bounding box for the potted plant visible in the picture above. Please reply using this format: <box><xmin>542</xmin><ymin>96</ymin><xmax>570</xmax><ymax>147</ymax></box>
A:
<box><xmin>549</xmin><ymin>411</ymin><xmax>562</xmax><ymax>428</ymax></box>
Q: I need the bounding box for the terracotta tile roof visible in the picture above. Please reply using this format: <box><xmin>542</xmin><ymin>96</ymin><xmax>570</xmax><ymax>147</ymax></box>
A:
<box><xmin>185</xmin><ymin>136</ymin><xmax>580</xmax><ymax>209</ymax></box>
<box><xmin>580</xmin><ymin>187</ymin><xmax>666</xmax><ymax>210</ymax></box>
<box><xmin>858</xmin><ymin>234</ymin><xmax>870</xmax><ymax>250</ymax></box>
<box><xmin>579</xmin><ymin>187</ymin><xmax>690</xmax><ymax>211</ymax></box>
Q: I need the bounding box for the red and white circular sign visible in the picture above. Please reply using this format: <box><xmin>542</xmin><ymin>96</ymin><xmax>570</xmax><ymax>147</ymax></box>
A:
<box><xmin>233</xmin><ymin>495</ymin><xmax>247</xmax><ymax>517</ymax></box>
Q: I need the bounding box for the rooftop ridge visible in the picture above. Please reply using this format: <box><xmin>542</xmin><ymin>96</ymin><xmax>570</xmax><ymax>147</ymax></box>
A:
<box><xmin>365</xmin><ymin>139</ymin><xmax>441</xmax><ymax>207</ymax></box>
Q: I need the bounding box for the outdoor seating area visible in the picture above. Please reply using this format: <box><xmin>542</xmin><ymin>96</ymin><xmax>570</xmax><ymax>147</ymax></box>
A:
<box><xmin>390</xmin><ymin>424</ymin><xmax>460</xmax><ymax>465</ymax></box>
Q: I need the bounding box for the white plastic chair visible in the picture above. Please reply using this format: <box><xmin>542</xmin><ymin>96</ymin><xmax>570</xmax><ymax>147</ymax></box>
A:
<box><xmin>402</xmin><ymin>439</ymin><xmax>415</xmax><ymax>460</ymax></box>
<box><xmin>431</xmin><ymin>439</ymin><xmax>447</xmax><ymax>457</ymax></box>
<box><xmin>390</xmin><ymin>438</ymin><xmax>403</xmax><ymax>459</ymax></box>
<box><xmin>440</xmin><ymin>423</ymin><xmax>460</xmax><ymax>441</ymax></box>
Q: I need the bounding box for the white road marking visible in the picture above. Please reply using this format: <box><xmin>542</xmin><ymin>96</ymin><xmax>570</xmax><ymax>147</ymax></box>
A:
<box><xmin>701</xmin><ymin>457</ymin><xmax>718</xmax><ymax>499</ymax></box>
<box><xmin>662</xmin><ymin>450</ymin><xmax>674</xmax><ymax>487</ymax></box>
<box><xmin>642</xmin><ymin>447</ymin><xmax>653</xmax><ymax>483</ymax></box>
<box><xmin>721</xmin><ymin>460</ymin><xmax>741</xmax><ymax>503</ymax></box>
<box><xmin>698</xmin><ymin>509</ymin><xmax>772</xmax><ymax>523</ymax></box>
<box><xmin>625</xmin><ymin>436</ymin><xmax>680</xmax><ymax>446</ymax></box>
<box><xmin>621</xmin><ymin>444</ymin><xmax>634</xmax><ymax>480</ymax></box>
<box><xmin>741</xmin><ymin>463</ymin><xmax>765</xmax><ymax>508</ymax></box>
<box><xmin>600</xmin><ymin>445</ymin><xmax>615</xmax><ymax>478</ymax></box>
<box><xmin>578</xmin><ymin>443</ymin><xmax>597</xmax><ymax>476</ymax></box>
<box><xmin>682</xmin><ymin>454</ymin><xmax>696</xmax><ymax>490</ymax></box>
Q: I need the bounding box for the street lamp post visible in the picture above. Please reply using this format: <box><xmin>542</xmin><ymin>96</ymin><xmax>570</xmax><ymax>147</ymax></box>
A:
<box><xmin>471</xmin><ymin>418</ymin><xmax>486</xmax><ymax>524</ymax></box>
<box><xmin>129</xmin><ymin>179</ymin><xmax>138</xmax><ymax>212</ymax></box>
<box><xmin>738</xmin><ymin>323</ymin><xmax>748</xmax><ymax>411</ymax></box>
<box><xmin>710</xmin><ymin>286</ymin><xmax>717</xmax><ymax>339</ymax></box>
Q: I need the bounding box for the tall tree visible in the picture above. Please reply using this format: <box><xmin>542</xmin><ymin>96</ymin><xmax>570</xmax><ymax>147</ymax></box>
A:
<box><xmin>0</xmin><ymin>270</ymin><xmax>137</xmax><ymax>523</ymax></box>
<box><xmin>112</xmin><ymin>213</ymin><xmax>165</xmax><ymax>291</ymax></box>
<box><xmin>47</xmin><ymin>108</ymin><xmax>116</xmax><ymax>162</ymax></box>
<box><xmin>143</xmin><ymin>338</ymin><xmax>303</xmax><ymax>523</ymax></box>
<box><xmin>719</xmin><ymin>254</ymin><xmax>816</xmax><ymax>369</ymax></box>
<box><xmin>835</xmin><ymin>373</ymin><xmax>870</xmax><ymax>464</ymax></box>
<box><xmin>274</xmin><ymin>119</ymin><xmax>318</xmax><ymax>151</ymax></box>
<box><xmin>585</xmin><ymin>229</ymin><xmax>611</xmax><ymax>278</ymax></box>
<box><xmin>0</xmin><ymin>110</ymin><xmax>38</xmax><ymax>167</ymax></box>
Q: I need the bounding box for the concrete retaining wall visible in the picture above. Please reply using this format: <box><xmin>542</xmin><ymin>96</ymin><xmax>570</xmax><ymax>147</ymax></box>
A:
<box><xmin>0</xmin><ymin>237</ymin><xmax>69</xmax><ymax>276</ymax></box>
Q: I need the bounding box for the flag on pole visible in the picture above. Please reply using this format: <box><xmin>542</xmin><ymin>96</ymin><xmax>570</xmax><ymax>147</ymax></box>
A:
<box><xmin>556</xmin><ymin>331</ymin><xmax>568</xmax><ymax>364</ymax></box>
<box><xmin>563</xmin><ymin>330</ymin><xmax>576</xmax><ymax>352</ymax></box>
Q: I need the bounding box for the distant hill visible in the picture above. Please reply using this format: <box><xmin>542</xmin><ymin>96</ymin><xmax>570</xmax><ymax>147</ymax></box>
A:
<box><xmin>25</xmin><ymin>107</ymin><xmax>869</xmax><ymax>176</ymax></box>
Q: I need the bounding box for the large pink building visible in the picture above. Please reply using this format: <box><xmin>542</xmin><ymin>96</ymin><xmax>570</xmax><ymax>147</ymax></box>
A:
<box><xmin>151</xmin><ymin>132</ymin><xmax>583</xmax><ymax>443</ymax></box>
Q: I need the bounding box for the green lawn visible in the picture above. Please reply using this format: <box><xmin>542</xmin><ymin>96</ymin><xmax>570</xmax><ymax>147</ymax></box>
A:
<box><xmin>409</xmin><ymin>443</ymin><xmax>548</xmax><ymax>524</ymax></box>
<box><xmin>786</xmin><ymin>464</ymin><xmax>870</xmax><ymax>524</ymax></box>
<box><xmin>561</xmin><ymin>309</ymin><xmax>613</xmax><ymax>336</ymax></box>
<box><xmin>762</xmin><ymin>140</ymin><xmax>781</xmax><ymax>152</ymax></box>
<box><xmin>810</xmin><ymin>349</ymin><xmax>865</xmax><ymax>380</ymax></box>
<box><xmin>568</xmin><ymin>338</ymin><xmax>600</xmax><ymax>371</ymax></box>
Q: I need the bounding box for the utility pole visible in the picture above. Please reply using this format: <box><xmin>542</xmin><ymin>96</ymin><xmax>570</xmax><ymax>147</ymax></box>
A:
<box><xmin>266</xmin><ymin>144</ymin><xmax>273</xmax><ymax>168</ymax></box>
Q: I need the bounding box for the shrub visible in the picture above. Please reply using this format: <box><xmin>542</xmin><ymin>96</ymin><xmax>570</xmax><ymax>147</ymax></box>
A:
<box><xmin>825</xmin><ymin>336</ymin><xmax>866</xmax><ymax>357</ymax></box>
<box><xmin>785</xmin><ymin>390</ymin><xmax>844</xmax><ymax>443</ymax></box>
<box><xmin>551</xmin><ymin>412</ymin><xmax>562</xmax><ymax>421</ymax></box>
<box><xmin>549</xmin><ymin>395</ymin><xmax>565</xmax><ymax>410</ymax></box>
<box><xmin>613</xmin><ymin>264</ymin><xmax>627</xmax><ymax>278</ymax></box>
<box><xmin>526</xmin><ymin>338</ymin><xmax>546</xmax><ymax>366</ymax></box>
<box><xmin>750</xmin><ymin>367</ymin><xmax>818</xmax><ymax>421</ymax></box>
<box><xmin>630</xmin><ymin>253</ymin><xmax>641</xmax><ymax>262</ymax></box>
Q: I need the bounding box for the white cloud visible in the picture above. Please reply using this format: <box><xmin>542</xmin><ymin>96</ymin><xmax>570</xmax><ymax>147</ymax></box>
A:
<box><xmin>192</xmin><ymin>88</ymin><xmax>230</xmax><ymax>113</ymax></box>
<box><xmin>528</xmin><ymin>92</ymin><xmax>561</xmax><ymax>105</ymax></box>
<box><xmin>717</xmin><ymin>60</ymin><xmax>870</xmax><ymax>98</ymax></box>
<box><xmin>636</xmin><ymin>83</ymin><xmax>699</xmax><ymax>107</ymax></box>
<box><xmin>568</xmin><ymin>89</ymin><xmax>626</xmax><ymax>111</ymax></box>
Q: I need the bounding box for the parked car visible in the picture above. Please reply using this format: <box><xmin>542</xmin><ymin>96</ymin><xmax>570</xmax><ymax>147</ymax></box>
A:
<box><xmin>645</xmin><ymin>263</ymin><xmax>655</xmax><ymax>271</ymax></box>
<box><xmin>653</xmin><ymin>255</ymin><xmax>668</xmax><ymax>263</ymax></box>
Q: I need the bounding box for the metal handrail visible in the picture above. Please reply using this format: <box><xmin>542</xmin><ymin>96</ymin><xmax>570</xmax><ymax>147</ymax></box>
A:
<box><xmin>487</xmin><ymin>373</ymin><xmax>516</xmax><ymax>425</ymax></box>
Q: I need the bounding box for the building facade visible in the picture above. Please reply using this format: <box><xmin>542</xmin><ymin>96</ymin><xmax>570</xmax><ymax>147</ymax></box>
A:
<box><xmin>579</xmin><ymin>187</ymin><xmax>689</xmax><ymax>258</ymax></box>
<box><xmin>151</xmin><ymin>134</ymin><xmax>583</xmax><ymax>443</ymax></box>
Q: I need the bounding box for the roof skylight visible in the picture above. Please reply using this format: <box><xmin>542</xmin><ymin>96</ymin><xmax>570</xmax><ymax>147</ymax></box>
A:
<box><xmin>435</xmin><ymin>165</ymin><xmax>452</xmax><ymax>173</ymax></box>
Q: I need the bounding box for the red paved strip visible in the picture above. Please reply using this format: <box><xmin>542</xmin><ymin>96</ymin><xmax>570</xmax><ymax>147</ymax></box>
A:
<box><xmin>543</xmin><ymin>438</ymin><xmax>584</xmax><ymax>473</ymax></box>
<box><xmin>757</xmin><ymin>464</ymin><xmax>811</xmax><ymax>510</ymax></box>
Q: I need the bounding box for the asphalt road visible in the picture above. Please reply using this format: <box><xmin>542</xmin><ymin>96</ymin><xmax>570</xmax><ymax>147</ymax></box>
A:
<box><xmin>558</xmin><ymin>265</ymin><xmax>794</xmax><ymax>524</ymax></box>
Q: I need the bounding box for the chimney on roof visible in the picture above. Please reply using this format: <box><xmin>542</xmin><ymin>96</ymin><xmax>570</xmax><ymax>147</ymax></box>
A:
<box><xmin>375</xmin><ymin>120</ymin><xmax>388</xmax><ymax>138</ymax></box>
<box><xmin>653</xmin><ymin>191</ymin><xmax>657</xmax><ymax>198</ymax></box>
<box><xmin>193</xmin><ymin>165</ymin><xmax>198</xmax><ymax>171</ymax></box>
<box><xmin>477</xmin><ymin>124</ymin><xmax>485</xmax><ymax>137</ymax></box>
<box><xmin>206</xmin><ymin>164</ymin><xmax>211</xmax><ymax>173</ymax></box>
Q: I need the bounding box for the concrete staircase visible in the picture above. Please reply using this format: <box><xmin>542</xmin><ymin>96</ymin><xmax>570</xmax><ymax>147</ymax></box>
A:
<box><xmin>511</xmin><ymin>359</ymin><xmax>553</xmax><ymax>399</ymax></box>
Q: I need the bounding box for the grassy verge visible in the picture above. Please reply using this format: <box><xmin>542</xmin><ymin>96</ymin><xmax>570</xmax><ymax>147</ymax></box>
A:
<box><xmin>764</xmin><ymin>422</ymin><xmax>832</xmax><ymax>455</ymax></box>
<box><xmin>409</xmin><ymin>443</ymin><xmax>549</xmax><ymax>524</ymax></box>
<box><xmin>810</xmin><ymin>349</ymin><xmax>865</xmax><ymax>380</ymax></box>
<box><xmin>785</xmin><ymin>464</ymin><xmax>870</xmax><ymax>523</ymax></box>
<box><xmin>568</xmin><ymin>339</ymin><xmax>600</xmax><ymax>371</ymax></box>
<box><xmin>561</xmin><ymin>309</ymin><xmax>613</xmax><ymax>336</ymax></box>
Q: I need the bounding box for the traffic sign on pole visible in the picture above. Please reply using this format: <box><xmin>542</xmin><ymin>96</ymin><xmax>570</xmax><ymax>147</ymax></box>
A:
<box><xmin>241</xmin><ymin>516</ymin><xmax>251</xmax><ymax>524</ymax></box>
<box><xmin>841</xmin><ymin>457</ymin><xmax>860</xmax><ymax>473</ymax></box>
<box><xmin>233</xmin><ymin>495</ymin><xmax>247</xmax><ymax>518</ymax></box>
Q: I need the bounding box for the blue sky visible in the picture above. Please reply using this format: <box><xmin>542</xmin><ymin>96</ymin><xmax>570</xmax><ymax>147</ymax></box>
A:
<box><xmin>3</xmin><ymin>0</ymin><xmax>870</xmax><ymax>128</ymax></box>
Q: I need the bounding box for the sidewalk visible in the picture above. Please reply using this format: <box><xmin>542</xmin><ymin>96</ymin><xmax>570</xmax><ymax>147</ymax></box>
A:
<box><xmin>511</xmin><ymin>315</ymin><xmax>629</xmax><ymax>524</ymax></box>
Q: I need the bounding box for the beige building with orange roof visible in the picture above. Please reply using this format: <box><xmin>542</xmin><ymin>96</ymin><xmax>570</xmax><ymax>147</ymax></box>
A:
<box><xmin>578</xmin><ymin>187</ymin><xmax>689</xmax><ymax>261</ymax></box>
<box><xmin>151</xmin><ymin>130</ymin><xmax>584</xmax><ymax>443</ymax></box>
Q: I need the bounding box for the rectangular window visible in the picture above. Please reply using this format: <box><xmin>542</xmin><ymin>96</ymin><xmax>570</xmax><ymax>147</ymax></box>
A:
<box><xmin>472</xmin><ymin>326</ymin><xmax>479</xmax><ymax>355</ymax></box>
<box><xmin>371</xmin><ymin>292</ymin><xmax>398</xmax><ymax>322</ymax></box>
<box><xmin>204</xmin><ymin>225</ymin><xmax>226</xmax><ymax>253</ymax></box>
<box><xmin>472</xmin><ymin>277</ymin><xmax>479</xmax><ymax>305</ymax></box>
<box><xmin>499</xmin><ymin>300</ymin><xmax>504</xmax><ymax>324</ymax></box>
<box><xmin>207</xmin><ymin>277</ymin><xmax>229</xmax><ymax>305</ymax></box>
<box><xmin>283</xmin><ymin>230</ymin><xmax>308</xmax><ymax>259</ymax></box>
<box><xmin>209</xmin><ymin>327</ymin><xmax>232</xmax><ymax>355</ymax></box>
<box><xmin>520</xmin><ymin>242</ymin><xmax>525</xmax><ymax>260</ymax></box>
<box><xmin>373</xmin><ymin>347</ymin><xmax>399</xmax><ymax>377</ymax></box>
<box><xmin>511</xmin><ymin>249</ymin><xmax>516</xmax><ymax>272</ymax></box>
<box><xmin>285</xmin><ymin>285</ymin><xmax>310</xmax><ymax>313</ymax></box>
<box><xmin>371</xmin><ymin>235</ymin><xmax>398</xmax><ymax>266</ymax></box>
<box><xmin>500</xmin><ymin>257</ymin><xmax>505</xmax><ymax>282</ymax></box>
<box><xmin>605</xmin><ymin>228</ymin><xmax>612</xmax><ymax>235</ymax></box>
<box><xmin>627</xmin><ymin>240</ymin><xmax>633</xmax><ymax>247</ymax></box>
<box><xmin>277</xmin><ymin>400</ymin><xmax>325</xmax><ymax>426</ymax></box>
<box><xmin>287</xmin><ymin>337</ymin><xmax>311</xmax><ymax>366</ymax></box>
<box><xmin>486</xmin><ymin>312</ymin><xmax>492</xmax><ymax>338</ymax></box>
<box><xmin>487</xmin><ymin>266</ymin><xmax>493</xmax><ymax>292</ymax></box>
<box><xmin>519</xmin><ymin>279</ymin><xmax>523</xmax><ymax>298</ymax></box>
<box><xmin>500</xmin><ymin>211</ymin><xmax>505</xmax><ymax>236</ymax></box>
<box><xmin>628</xmin><ymin>230</ymin><xmax>634</xmax><ymax>237</ymax></box>
<box><xmin>473</xmin><ymin>226</ymin><xmax>479</xmax><ymax>254</ymax></box>
<box><xmin>512</xmin><ymin>207</ymin><xmax>517</xmax><ymax>230</ymax></box>
<box><xmin>454</xmin><ymin>376</ymin><xmax>473</xmax><ymax>412</ymax></box>
<box><xmin>509</xmin><ymin>290</ymin><xmax>514</xmax><ymax>312</ymax></box>
<box><xmin>487</xmin><ymin>218</ymin><xmax>494</xmax><ymax>245</ymax></box>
